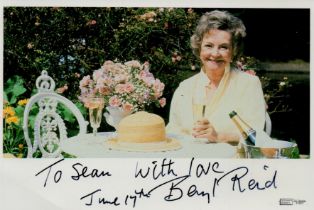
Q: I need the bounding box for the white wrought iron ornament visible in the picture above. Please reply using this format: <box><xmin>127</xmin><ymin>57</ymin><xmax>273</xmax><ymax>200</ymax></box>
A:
<box><xmin>23</xmin><ymin>70</ymin><xmax>88</xmax><ymax>158</ymax></box>
<box><xmin>34</xmin><ymin>98</ymin><xmax>67</xmax><ymax>157</ymax></box>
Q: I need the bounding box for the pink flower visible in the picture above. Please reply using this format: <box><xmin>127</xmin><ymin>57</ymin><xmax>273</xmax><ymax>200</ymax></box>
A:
<box><xmin>153</xmin><ymin>79</ymin><xmax>165</xmax><ymax>98</ymax></box>
<box><xmin>109</xmin><ymin>96</ymin><xmax>121</xmax><ymax>107</ymax></box>
<box><xmin>98</xmin><ymin>87</ymin><xmax>110</xmax><ymax>95</ymax></box>
<box><xmin>86</xmin><ymin>19</ymin><xmax>97</xmax><ymax>26</ymax></box>
<box><xmin>153</xmin><ymin>79</ymin><xmax>165</xmax><ymax>92</ymax></box>
<box><xmin>245</xmin><ymin>70</ymin><xmax>256</xmax><ymax>76</ymax></box>
<box><xmin>139</xmin><ymin>70</ymin><xmax>146</xmax><ymax>78</ymax></box>
<box><xmin>80</xmin><ymin>75</ymin><xmax>91</xmax><ymax>88</ymax></box>
<box><xmin>56</xmin><ymin>84</ymin><xmax>68</xmax><ymax>94</ymax></box>
<box><xmin>143</xmin><ymin>90</ymin><xmax>150</xmax><ymax>100</ymax></box>
<box><xmin>93</xmin><ymin>69</ymin><xmax>103</xmax><ymax>81</ymax></box>
<box><xmin>159</xmin><ymin>97</ymin><xmax>166</xmax><ymax>107</ymax></box>
<box><xmin>115</xmin><ymin>84</ymin><xmax>125</xmax><ymax>94</ymax></box>
<box><xmin>104</xmin><ymin>77</ymin><xmax>114</xmax><ymax>86</ymax></box>
<box><xmin>125</xmin><ymin>60</ymin><xmax>141</xmax><ymax>69</ymax></box>
<box><xmin>143</xmin><ymin>61</ymin><xmax>150</xmax><ymax>71</ymax></box>
<box><xmin>139</xmin><ymin>70</ymin><xmax>154</xmax><ymax>80</ymax></box>
<box><xmin>122</xmin><ymin>102</ymin><xmax>133</xmax><ymax>112</ymax></box>
<box><xmin>79</xmin><ymin>87</ymin><xmax>89</xmax><ymax>95</ymax></box>
<box><xmin>153</xmin><ymin>79</ymin><xmax>165</xmax><ymax>99</ymax></box>
<box><xmin>142</xmin><ymin>77</ymin><xmax>155</xmax><ymax>87</ymax></box>
<box><xmin>102</xmin><ymin>60</ymin><xmax>115</xmax><ymax>72</ymax></box>
<box><xmin>95</xmin><ymin>78</ymin><xmax>110</xmax><ymax>95</ymax></box>
<box><xmin>187</xmin><ymin>8</ymin><xmax>194</xmax><ymax>14</ymax></box>
<box><xmin>124</xmin><ymin>83</ymin><xmax>134</xmax><ymax>93</ymax></box>
<box><xmin>115</xmin><ymin>83</ymin><xmax>134</xmax><ymax>94</ymax></box>
<box><xmin>114</xmin><ymin>74</ymin><xmax>128</xmax><ymax>83</ymax></box>
<box><xmin>103</xmin><ymin>60</ymin><xmax>114</xmax><ymax>66</ymax></box>
<box><xmin>154</xmin><ymin>92</ymin><xmax>162</xmax><ymax>98</ymax></box>
<box><xmin>139</xmin><ymin>70</ymin><xmax>155</xmax><ymax>87</ymax></box>
<box><xmin>95</xmin><ymin>77</ymin><xmax>105</xmax><ymax>88</ymax></box>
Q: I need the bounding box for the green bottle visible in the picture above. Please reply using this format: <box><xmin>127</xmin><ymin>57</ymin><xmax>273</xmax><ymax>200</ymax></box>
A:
<box><xmin>229</xmin><ymin>111</ymin><xmax>256</xmax><ymax>146</ymax></box>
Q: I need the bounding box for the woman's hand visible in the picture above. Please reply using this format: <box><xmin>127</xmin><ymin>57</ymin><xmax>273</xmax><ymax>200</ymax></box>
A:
<box><xmin>192</xmin><ymin>118</ymin><xmax>218</xmax><ymax>142</ymax></box>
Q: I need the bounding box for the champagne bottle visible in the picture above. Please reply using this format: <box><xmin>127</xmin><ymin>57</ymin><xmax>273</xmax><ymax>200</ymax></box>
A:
<box><xmin>229</xmin><ymin>111</ymin><xmax>256</xmax><ymax>145</ymax></box>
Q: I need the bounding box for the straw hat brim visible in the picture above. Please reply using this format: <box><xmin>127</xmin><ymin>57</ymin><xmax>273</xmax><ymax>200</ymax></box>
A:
<box><xmin>105</xmin><ymin>137</ymin><xmax>182</xmax><ymax>152</ymax></box>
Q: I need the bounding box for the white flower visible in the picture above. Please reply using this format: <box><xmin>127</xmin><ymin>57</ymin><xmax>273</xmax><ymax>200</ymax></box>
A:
<box><xmin>279</xmin><ymin>82</ymin><xmax>286</xmax><ymax>86</ymax></box>
<box><xmin>158</xmin><ymin>8</ymin><xmax>164</xmax><ymax>13</ymax></box>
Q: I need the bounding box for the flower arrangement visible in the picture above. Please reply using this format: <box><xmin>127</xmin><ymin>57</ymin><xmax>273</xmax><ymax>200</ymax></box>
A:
<box><xmin>79</xmin><ymin>60</ymin><xmax>166</xmax><ymax>113</ymax></box>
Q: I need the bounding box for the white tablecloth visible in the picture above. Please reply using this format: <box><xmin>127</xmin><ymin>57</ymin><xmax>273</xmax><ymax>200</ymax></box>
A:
<box><xmin>61</xmin><ymin>132</ymin><xmax>237</xmax><ymax>158</ymax></box>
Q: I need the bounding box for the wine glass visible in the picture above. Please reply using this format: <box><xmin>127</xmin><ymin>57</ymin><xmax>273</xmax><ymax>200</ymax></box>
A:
<box><xmin>88</xmin><ymin>97</ymin><xmax>104</xmax><ymax>137</ymax></box>
<box><xmin>192</xmin><ymin>94</ymin><xmax>207</xmax><ymax>143</ymax></box>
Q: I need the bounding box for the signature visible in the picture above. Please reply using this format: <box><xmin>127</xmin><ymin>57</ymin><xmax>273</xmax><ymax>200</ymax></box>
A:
<box><xmin>35</xmin><ymin>158</ymin><xmax>278</xmax><ymax>207</ymax></box>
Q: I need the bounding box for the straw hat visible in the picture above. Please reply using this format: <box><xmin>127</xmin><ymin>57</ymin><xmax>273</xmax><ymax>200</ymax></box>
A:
<box><xmin>105</xmin><ymin>111</ymin><xmax>181</xmax><ymax>152</ymax></box>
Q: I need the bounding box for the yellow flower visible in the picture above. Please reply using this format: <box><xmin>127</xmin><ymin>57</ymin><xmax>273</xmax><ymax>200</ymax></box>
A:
<box><xmin>18</xmin><ymin>144</ymin><xmax>24</xmax><ymax>150</ymax></box>
<box><xmin>5</xmin><ymin>116</ymin><xmax>19</xmax><ymax>125</ymax></box>
<box><xmin>17</xmin><ymin>153</ymin><xmax>24</xmax><ymax>158</ymax></box>
<box><xmin>3</xmin><ymin>106</ymin><xmax>15</xmax><ymax>117</ymax></box>
<box><xmin>18</xmin><ymin>99</ymin><xmax>29</xmax><ymax>106</ymax></box>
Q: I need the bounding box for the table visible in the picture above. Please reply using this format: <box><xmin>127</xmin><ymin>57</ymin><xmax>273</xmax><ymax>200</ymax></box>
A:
<box><xmin>61</xmin><ymin>132</ymin><xmax>238</xmax><ymax>158</ymax></box>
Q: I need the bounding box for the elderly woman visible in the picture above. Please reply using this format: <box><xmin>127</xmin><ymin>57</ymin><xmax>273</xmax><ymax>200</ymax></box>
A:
<box><xmin>166</xmin><ymin>10</ymin><xmax>266</xmax><ymax>143</ymax></box>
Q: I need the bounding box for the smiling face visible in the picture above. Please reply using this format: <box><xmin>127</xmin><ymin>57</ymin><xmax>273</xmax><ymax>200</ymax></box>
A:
<box><xmin>200</xmin><ymin>29</ymin><xmax>233</xmax><ymax>73</ymax></box>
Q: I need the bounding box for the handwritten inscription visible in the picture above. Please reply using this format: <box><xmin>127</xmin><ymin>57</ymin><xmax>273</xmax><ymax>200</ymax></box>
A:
<box><xmin>35</xmin><ymin>158</ymin><xmax>278</xmax><ymax>207</ymax></box>
<box><xmin>135</xmin><ymin>158</ymin><xmax>177</xmax><ymax>179</ymax></box>
<box><xmin>72</xmin><ymin>163</ymin><xmax>112</xmax><ymax>181</ymax></box>
<box><xmin>80</xmin><ymin>189</ymin><xmax>120</xmax><ymax>206</ymax></box>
